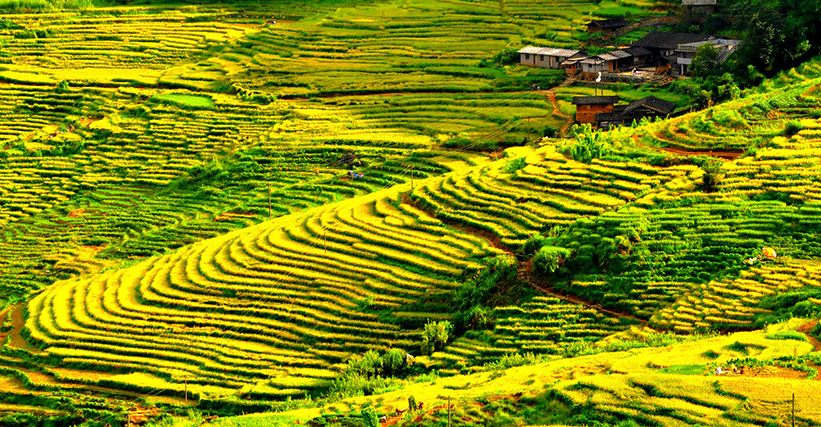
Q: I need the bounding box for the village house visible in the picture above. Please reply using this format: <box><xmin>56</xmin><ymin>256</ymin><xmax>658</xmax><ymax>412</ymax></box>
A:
<box><xmin>572</xmin><ymin>96</ymin><xmax>619</xmax><ymax>124</ymax></box>
<box><xmin>575</xmin><ymin>48</ymin><xmax>651</xmax><ymax>75</ymax></box>
<box><xmin>681</xmin><ymin>0</ymin><xmax>718</xmax><ymax>15</ymax></box>
<box><xmin>622</xmin><ymin>46</ymin><xmax>653</xmax><ymax>67</ymax></box>
<box><xmin>586</xmin><ymin>18</ymin><xmax>629</xmax><ymax>35</ymax></box>
<box><xmin>579</xmin><ymin>56</ymin><xmax>607</xmax><ymax>74</ymax></box>
<box><xmin>673</xmin><ymin>38</ymin><xmax>739</xmax><ymax>76</ymax></box>
<box><xmin>596</xmin><ymin>96</ymin><xmax>677</xmax><ymax>130</ymax></box>
<box><xmin>518</xmin><ymin>47</ymin><xmax>587</xmax><ymax>69</ymax></box>
<box><xmin>632</xmin><ymin>31</ymin><xmax>711</xmax><ymax>63</ymax></box>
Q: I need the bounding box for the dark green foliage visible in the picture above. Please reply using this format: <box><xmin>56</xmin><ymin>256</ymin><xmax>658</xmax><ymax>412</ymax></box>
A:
<box><xmin>727</xmin><ymin>0</ymin><xmax>821</xmax><ymax>76</ymax></box>
<box><xmin>690</xmin><ymin>43</ymin><xmax>720</xmax><ymax>77</ymax></box>
<box><xmin>421</xmin><ymin>320</ymin><xmax>452</xmax><ymax>355</ymax></box>
<box><xmin>698</xmin><ymin>157</ymin><xmax>724</xmax><ymax>192</ymax></box>
<box><xmin>564</xmin><ymin>124</ymin><xmax>610</xmax><ymax>164</ymax></box>
<box><xmin>55</xmin><ymin>80</ymin><xmax>70</xmax><ymax>93</ymax></box>
<box><xmin>452</xmin><ymin>255</ymin><xmax>518</xmax><ymax>333</ymax></box>
<box><xmin>361</xmin><ymin>408</ymin><xmax>378</xmax><ymax>427</ymax></box>
<box><xmin>503</xmin><ymin>157</ymin><xmax>526</xmax><ymax>173</ymax></box>
<box><xmin>670</xmin><ymin>73</ymin><xmax>740</xmax><ymax>108</ymax></box>
<box><xmin>783</xmin><ymin>119</ymin><xmax>803</xmax><ymax>136</ymax></box>
<box><xmin>754</xmin><ymin>287</ymin><xmax>821</xmax><ymax>327</ymax></box>
<box><xmin>327</xmin><ymin>348</ymin><xmax>410</xmax><ymax>399</ymax></box>
<box><xmin>532</xmin><ymin>246</ymin><xmax>572</xmax><ymax>275</ymax></box>
<box><xmin>479</xmin><ymin>48</ymin><xmax>519</xmax><ymax>67</ymax></box>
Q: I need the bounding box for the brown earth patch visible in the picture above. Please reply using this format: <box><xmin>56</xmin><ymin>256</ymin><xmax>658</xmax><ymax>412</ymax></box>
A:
<box><xmin>741</xmin><ymin>366</ymin><xmax>810</xmax><ymax>380</ymax></box>
<box><xmin>798</xmin><ymin>320</ymin><xmax>821</xmax><ymax>351</ymax></box>
<box><xmin>8</xmin><ymin>305</ymin><xmax>41</xmax><ymax>353</ymax></box>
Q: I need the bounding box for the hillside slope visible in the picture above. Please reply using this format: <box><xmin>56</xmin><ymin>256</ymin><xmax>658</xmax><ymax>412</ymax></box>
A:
<box><xmin>223</xmin><ymin>321</ymin><xmax>821</xmax><ymax>427</ymax></box>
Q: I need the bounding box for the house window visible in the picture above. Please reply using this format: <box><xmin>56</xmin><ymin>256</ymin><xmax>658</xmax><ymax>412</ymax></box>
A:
<box><xmin>525</xmin><ymin>54</ymin><xmax>530</xmax><ymax>60</ymax></box>
<box><xmin>540</xmin><ymin>55</ymin><xmax>544</xmax><ymax>61</ymax></box>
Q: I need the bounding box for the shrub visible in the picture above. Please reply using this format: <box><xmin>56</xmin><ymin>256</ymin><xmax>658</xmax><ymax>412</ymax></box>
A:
<box><xmin>565</xmin><ymin>124</ymin><xmax>610</xmax><ymax>163</ymax></box>
<box><xmin>421</xmin><ymin>320</ymin><xmax>452</xmax><ymax>355</ymax></box>
<box><xmin>783</xmin><ymin>119</ymin><xmax>803</xmax><ymax>136</ymax></box>
<box><xmin>532</xmin><ymin>246</ymin><xmax>572</xmax><ymax>275</ymax></box>
<box><xmin>361</xmin><ymin>408</ymin><xmax>379</xmax><ymax>427</ymax></box>
<box><xmin>698</xmin><ymin>158</ymin><xmax>724</xmax><ymax>192</ymax></box>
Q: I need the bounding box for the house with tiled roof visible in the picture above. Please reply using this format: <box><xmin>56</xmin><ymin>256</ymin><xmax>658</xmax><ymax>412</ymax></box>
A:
<box><xmin>682</xmin><ymin>0</ymin><xmax>717</xmax><ymax>14</ymax></box>
<box><xmin>632</xmin><ymin>31</ymin><xmax>712</xmax><ymax>60</ymax></box>
<box><xmin>517</xmin><ymin>47</ymin><xmax>587</xmax><ymax>69</ymax></box>
<box><xmin>572</xmin><ymin>96</ymin><xmax>620</xmax><ymax>124</ymax></box>
<box><xmin>596</xmin><ymin>96</ymin><xmax>677</xmax><ymax>130</ymax></box>
<box><xmin>587</xmin><ymin>18</ymin><xmax>629</xmax><ymax>35</ymax></box>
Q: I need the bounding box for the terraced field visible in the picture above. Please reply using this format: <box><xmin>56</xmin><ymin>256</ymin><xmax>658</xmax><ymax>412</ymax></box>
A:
<box><xmin>0</xmin><ymin>0</ymin><xmax>676</xmax><ymax>309</ymax></box>
<box><xmin>2</xmin><ymin>0</ymin><xmax>821</xmax><ymax>424</ymax></box>
<box><xmin>1</xmin><ymin>135</ymin><xmax>697</xmax><ymax>411</ymax></box>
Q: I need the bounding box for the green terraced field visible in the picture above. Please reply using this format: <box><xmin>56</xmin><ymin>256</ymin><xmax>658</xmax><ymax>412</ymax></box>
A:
<box><xmin>2</xmin><ymin>0</ymin><xmax>821</xmax><ymax>425</ymax></box>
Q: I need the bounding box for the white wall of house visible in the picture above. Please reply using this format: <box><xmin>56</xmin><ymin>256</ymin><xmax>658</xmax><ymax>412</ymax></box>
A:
<box><xmin>582</xmin><ymin>62</ymin><xmax>606</xmax><ymax>73</ymax></box>
<box><xmin>520</xmin><ymin>53</ymin><xmax>536</xmax><ymax>65</ymax></box>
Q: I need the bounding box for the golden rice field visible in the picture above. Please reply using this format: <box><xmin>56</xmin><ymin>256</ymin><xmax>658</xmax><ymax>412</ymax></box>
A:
<box><xmin>2</xmin><ymin>0</ymin><xmax>821</xmax><ymax>424</ymax></box>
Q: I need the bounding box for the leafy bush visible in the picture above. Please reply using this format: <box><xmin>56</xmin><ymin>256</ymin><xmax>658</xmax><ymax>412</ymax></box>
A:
<box><xmin>478</xmin><ymin>48</ymin><xmax>519</xmax><ymax>67</ymax></box>
<box><xmin>421</xmin><ymin>320</ymin><xmax>452</xmax><ymax>355</ymax></box>
<box><xmin>361</xmin><ymin>408</ymin><xmax>378</xmax><ymax>427</ymax></box>
<box><xmin>783</xmin><ymin>119</ymin><xmax>803</xmax><ymax>136</ymax></box>
<box><xmin>564</xmin><ymin>124</ymin><xmax>610</xmax><ymax>163</ymax></box>
<box><xmin>697</xmin><ymin>157</ymin><xmax>724</xmax><ymax>192</ymax></box>
<box><xmin>452</xmin><ymin>255</ymin><xmax>517</xmax><ymax>332</ymax></box>
<box><xmin>532</xmin><ymin>246</ymin><xmax>572</xmax><ymax>275</ymax></box>
<box><xmin>766</xmin><ymin>331</ymin><xmax>808</xmax><ymax>341</ymax></box>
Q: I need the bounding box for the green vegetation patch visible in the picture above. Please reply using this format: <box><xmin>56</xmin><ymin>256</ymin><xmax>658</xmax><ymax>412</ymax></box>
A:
<box><xmin>150</xmin><ymin>93</ymin><xmax>215</xmax><ymax>109</ymax></box>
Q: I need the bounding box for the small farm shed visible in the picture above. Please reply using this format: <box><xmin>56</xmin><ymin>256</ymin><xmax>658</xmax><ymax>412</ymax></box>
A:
<box><xmin>587</xmin><ymin>18</ymin><xmax>629</xmax><ymax>35</ymax></box>
<box><xmin>572</xmin><ymin>96</ymin><xmax>619</xmax><ymax>124</ymax></box>
<box><xmin>518</xmin><ymin>47</ymin><xmax>587</xmax><ymax>69</ymax></box>
<box><xmin>595</xmin><ymin>96</ymin><xmax>676</xmax><ymax>129</ymax></box>
<box><xmin>681</xmin><ymin>0</ymin><xmax>717</xmax><ymax>15</ymax></box>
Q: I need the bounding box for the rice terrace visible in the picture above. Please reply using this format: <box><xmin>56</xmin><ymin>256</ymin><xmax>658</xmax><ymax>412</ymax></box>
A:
<box><xmin>1</xmin><ymin>0</ymin><xmax>821</xmax><ymax>425</ymax></box>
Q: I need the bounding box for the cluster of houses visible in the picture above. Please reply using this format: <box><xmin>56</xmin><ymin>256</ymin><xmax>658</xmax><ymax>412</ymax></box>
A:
<box><xmin>519</xmin><ymin>30</ymin><xmax>738</xmax><ymax>78</ymax></box>
<box><xmin>518</xmin><ymin>0</ymin><xmax>738</xmax><ymax>130</ymax></box>
<box><xmin>572</xmin><ymin>95</ymin><xmax>677</xmax><ymax>130</ymax></box>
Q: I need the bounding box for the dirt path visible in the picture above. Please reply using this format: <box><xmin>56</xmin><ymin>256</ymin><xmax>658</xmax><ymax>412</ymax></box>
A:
<box><xmin>543</xmin><ymin>75</ymin><xmax>579</xmax><ymax>137</ymax></box>
<box><xmin>631</xmin><ymin>135</ymin><xmax>743</xmax><ymax>160</ymax></box>
<box><xmin>799</xmin><ymin>320</ymin><xmax>821</xmax><ymax>352</ymax></box>
<box><xmin>405</xmin><ymin>192</ymin><xmax>647</xmax><ymax>326</ymax></box>
<box><xmin>518</xmin><ymin>261</ymin><xmax>648</xmax><ymax>325</ymax></box>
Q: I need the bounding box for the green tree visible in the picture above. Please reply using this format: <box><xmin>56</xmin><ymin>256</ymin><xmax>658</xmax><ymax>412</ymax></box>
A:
<box><xmin>362</xmin><ymin>408</ymin><xmax>379</xmax><ymax>427</ymax></box>
<box><xmin>699</xmin><ymin>158</ymin><xmax>724</xmax><ymax>193</ymax></box>
<box><xmin>690</xmin><ymin>43</ymin><xmax>719</xmax><ymax>77</ymax></box>
<box><xmin>382</xmin><ymin>348</ymin><xmax>406</xmax><ymax>376</ymax></box>
<box><xmin>421</xmin><ymin>320</ymin><xmax>452</xmax><ymax>355</ymax></box>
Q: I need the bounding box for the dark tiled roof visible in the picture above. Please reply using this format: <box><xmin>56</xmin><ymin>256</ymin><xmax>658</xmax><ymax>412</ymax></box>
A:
<box><xmin>595</xmin><ymin>112</ymin><xmax>624</xmax><ymax>122</ymax></box>
<box><xmin>624</xmin><ymin>96</ymin><xmax>676</xmax><ymax>115</ymax></box>
<box><xmin>588</xmin><ymin>18</ymin><xmax>629</xmax><ymax>29</ymax></box>
<box><xmin>572</xmin><ymin>96</ymin><xmax>620</xmax><ymax>105</ymax></box>
<box><xmin>633</xmin><ymin>32</ymin><xmax>711</xmax><ymax>50</ymax></box>
<box><xmin>623</xmin><ymin>46</ymin><xmax>653</xmax><ymax>56</ymax></box>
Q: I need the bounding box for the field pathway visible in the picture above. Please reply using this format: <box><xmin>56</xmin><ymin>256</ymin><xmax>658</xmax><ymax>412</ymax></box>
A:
<box><xmin>631</xmin><ymin>135</ymin><xmax>744</xmax><ymax>160</ymax></box>
<box><xmin>518</xmin><ymin>260</ymin><xmax>649</xmax><ymax>325</ymax></box>
<box><xmin>543</xmin><ymin>74</ymin><xmax>579</xmax><ymax>137</ymax></box>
